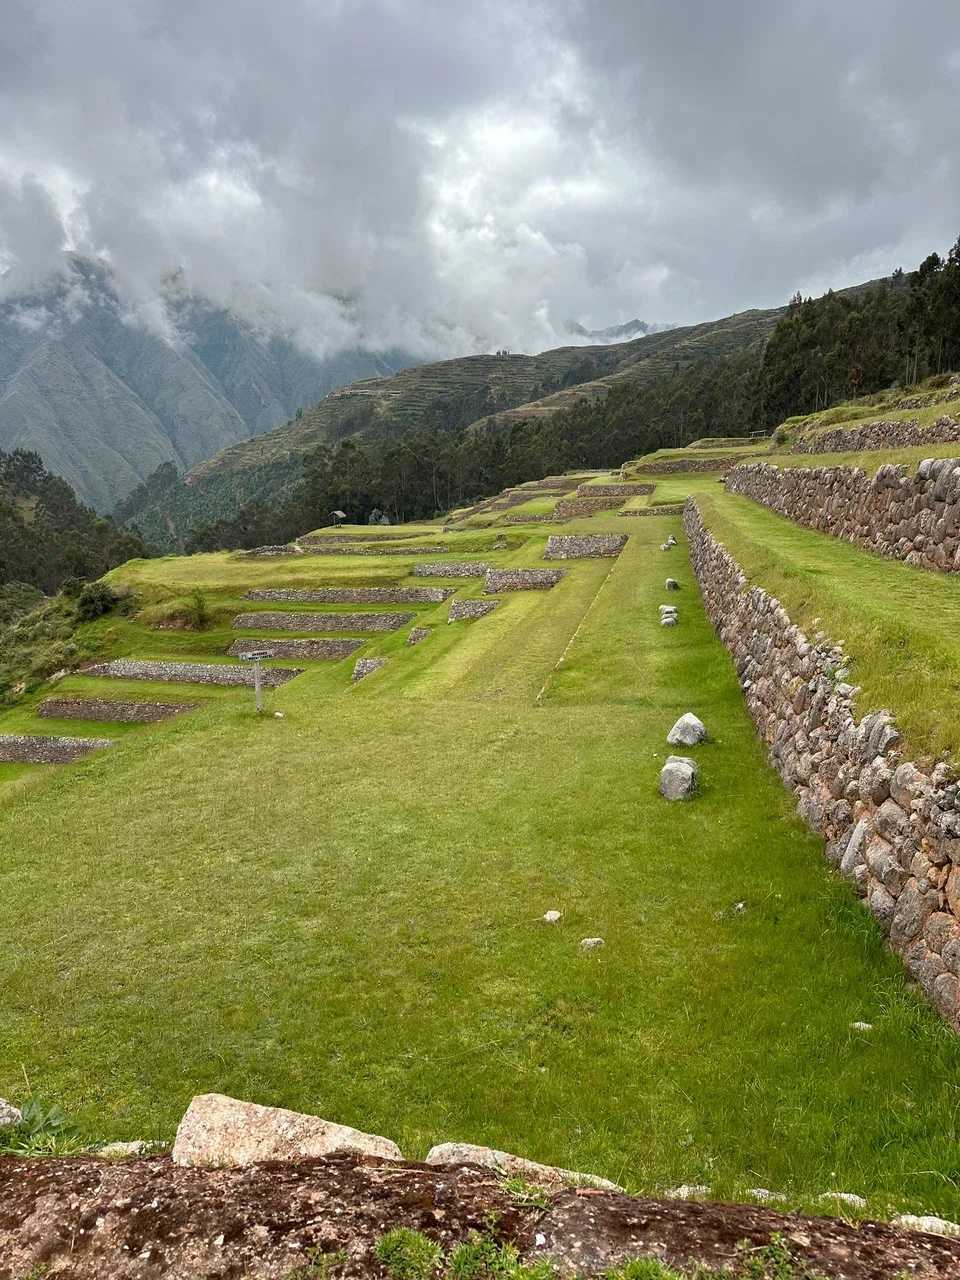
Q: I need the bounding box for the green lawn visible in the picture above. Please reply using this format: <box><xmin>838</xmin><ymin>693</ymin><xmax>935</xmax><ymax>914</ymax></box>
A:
<box><xmin>700</xmin><ymin>490</ymin><xmax>960</xmax><ymax>760</ymax></box>
<box><xmin>4</xmin><ymin>512</ymin><xmax>960</xmax><ymax>1219</ymax></box>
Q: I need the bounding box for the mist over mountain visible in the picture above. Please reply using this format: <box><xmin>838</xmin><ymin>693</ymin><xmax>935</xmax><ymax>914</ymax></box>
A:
<box><xmin>0</xmin><ymin>256</ymin><xmax>416</xmax><ymax>511</ymax></box>
<box><xmin>566</xmin><ymin>319</ymin><xmax>672</xmax><ymax>342</ymax></box>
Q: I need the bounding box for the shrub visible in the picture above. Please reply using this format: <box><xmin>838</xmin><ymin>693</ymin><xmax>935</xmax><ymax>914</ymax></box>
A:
<box><xmin>184</xmin><ymin>587</ymin><xmax>211</xmax><ymax>630</ymax></box>
<box><xmin>76</xmin><ymin>581</ymin><xmax>121</xmax><ymax>621</ymax></box>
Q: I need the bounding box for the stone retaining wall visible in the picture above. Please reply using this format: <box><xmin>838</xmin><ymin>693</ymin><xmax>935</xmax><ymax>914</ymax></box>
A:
<box><xmin>632</xmin><ymin>458</ymin><xmax>733</xmax><ymax>475</ymax></box>
<box><xmin>618</xmin><ymin>504</ymin><xmax>686</xmax><ymax>518</ymax></box>
<box><xmin>412</xmin><ymin>562</ymin><xmax>490</xmax><ymax>578</ymax></box>
<box><xmin>726</xmin><ymin>458</ymin><xmax>960</xmax><ymax>573</ymax></box>
<box><xmin>448</xmin><ymin>599</ymin><xmax>499</xmax><ymax>621</ymax></box>
<box><xmin>543</xmin><ymin>534</ymin><xmax>627</xmax><ymax>559</ymax></box>
<box><xmin>0</xmin><ymin>734</ymin><xmax>114</xmax><ymax>763</ymax></box>
<box><xmin>574</xmin><ymin>483</ymin><xmax>654</xmax><ymax>498</ymax></box>
<box><xmin>246</xmin><ymin>587</ymin><xmax>453</xmax><ymax>604</ymax></box>
<box><xmin>554</xmin><ymin>496</ymin><xmax>625</xmax><ymax>517</ymax></box>
<box><xmin>232</xmin><ymin>611</ymin><xmax>413</xmax><ymax>632</ymax></box>
<box><xmin>228</xmin><ymin>638</ymin><xmax>362</xmax><ymax>660</ymax></box>
<box><xmin>38</xmin><ymin>697</ymin><xmax>197</xmax><ymax>723</ymax></box>
<box><xmin>83</xmin><ymin>660</ymin><xmax>302</xmax><ymax>688</ymax></box>
<box><xmin>791</xmin><ymin>414</ymin><xmax>960</xmax><ymax>456</ymax></box>
<box><xmin>483</xmin><ymin>568</ymin><xmax>564</xmax><ymax>592</ymax></box>
<box><xmin>684</xmin><ymin>498</ymin><xmax>960</xmax><ymax>1029</ymax></box>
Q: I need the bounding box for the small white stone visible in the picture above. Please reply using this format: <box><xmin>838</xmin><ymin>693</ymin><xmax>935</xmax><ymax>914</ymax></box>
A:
<box><xmin>274</xmin><ymin>712</ymin><xmax>285</xmax><ymax>719</ymax></box>
<box><xmin>748</xmin><ymin>1187</ymin><xmax>787</xmax><ymax>1204</ymax></box>
<box><xmin>849</xmin><ymin>1021</ymin><xmax>874</xmax><ymax>1032</ymax></box>
<box><xmin>535</xmin><ymin>1233</ymin><xmax>547</xmax><ymax>1247</ymax></box>
<box><xmin>579</xmin><ymin>937</ymin><xmax>604</xmax><ymax>950</ymax></box>
<box><xmin>665</xmin><ymin>1184</ymin><xmax>710</xmax><ymax>1199</ymax></box>
<box><xmin>543</xmin><ymin>910</ymin><xmax>562</xmax><ymax>924</ymax></box>
<box><xmin>819</xmin><ymin>1191</ymin><xmax>867</xmax><ymax>1209</ymax></box>
<box><xmin>893</xmin><ymin>1214</ymin><xmax>960</xmax><ymax>1239</ymax></box>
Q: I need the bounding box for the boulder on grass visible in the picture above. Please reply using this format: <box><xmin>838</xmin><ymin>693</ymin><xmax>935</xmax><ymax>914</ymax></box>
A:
<box><xmin>0</xmin><ymin>1098</ymin><xmax>21</xmax><ymax>1129</ymax></box>
<box><xmin>424</xmin><ymin>1141</ymin><xmax>622</xmax><ymax>1191</ymax></box>
<box><xmin>172</xmin><ymin>1093</ymin><xmax>402</xmax><ymax>1167</ymax></box>
<box><xmin>665</xmin><ymin>578</ymin><xmax>680</xmax><ymax>591</ymax></box>
<box><xmin>659</xmin><ymin>756</ymin><xmax>699</xmax><ymax>800</ymax></box>
<box><xmin>667</xmin><ymin>713</ymin><xmax>707</xmax><ymax>746</ymax></box>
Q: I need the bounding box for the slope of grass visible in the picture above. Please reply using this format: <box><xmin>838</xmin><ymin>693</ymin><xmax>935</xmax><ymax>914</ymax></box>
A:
<box><xmin>4</xmin><ymin>513</ymin><xmax>960</xmax><ymax>1221</ymax></box>
<box><xmin>699</xmin><ymin>491</ymin><xmax>960</xmax><ymax>761</ymax></box>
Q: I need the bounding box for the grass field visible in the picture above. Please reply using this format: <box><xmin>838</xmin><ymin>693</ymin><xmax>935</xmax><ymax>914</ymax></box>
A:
<box><xmin>5</xmin><ymin>507</ymin><xmax>960</xmax><ymax>1219</ymax></box>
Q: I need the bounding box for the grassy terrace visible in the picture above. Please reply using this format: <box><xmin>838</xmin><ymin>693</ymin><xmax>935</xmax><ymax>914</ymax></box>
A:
<box><xmin>4</xmin><ymin>511</ymin><xmax>960</xmax><ymax>1219</ymax></box>
<box><xmin>698</xmin><ymin>490</ymin><xmax>960</xmax><ymax>761</ymax></box>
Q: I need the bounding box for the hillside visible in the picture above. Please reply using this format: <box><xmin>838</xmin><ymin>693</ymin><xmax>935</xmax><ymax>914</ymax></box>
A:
<box><xmin>6</xmin><ymin>453</ymin><xmax>960</xmax><ymax>1247</ymax></box>
<box><xmin>0</xmin><ymin>256</ymin><xmax>415</xmax><ymax>511</ymax></box>
<box><xmin>120</xmin><ymin>303</ymin><xmax>786</xmax><ymax>547</ymax></box>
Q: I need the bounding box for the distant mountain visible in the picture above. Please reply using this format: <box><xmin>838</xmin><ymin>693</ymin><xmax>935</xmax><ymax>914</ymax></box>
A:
<box><xmin>0</xmin><ymin>256</ymin><xmax>416</xmax><ymax>511</ymax></box>
<box><xmin>566</xmin><ymin>318</ymin><xmax>672</xmax><ymax>341</ymax></box>
<box><xmin>119</xmin><ymin>306</ymin><xmax>784</xmax><ymax>549</ymax></box>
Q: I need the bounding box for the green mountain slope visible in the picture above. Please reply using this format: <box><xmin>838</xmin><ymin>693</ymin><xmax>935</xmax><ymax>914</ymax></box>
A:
<box><xmin>0</xmin><ymin>257</ymin><xmax>415</xmax><ymax>511</ymax></box>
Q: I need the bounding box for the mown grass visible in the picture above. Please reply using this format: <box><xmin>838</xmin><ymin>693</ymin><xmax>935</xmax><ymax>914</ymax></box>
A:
<box><xmin>700</xmin><ymin>491</ymin><xmax>960</xmax><ymax>761</ymax></box>
<box><xmin>4</xmin><ymin>514</ymin><xmax>960</xmax><ymax>1220</ymax></box>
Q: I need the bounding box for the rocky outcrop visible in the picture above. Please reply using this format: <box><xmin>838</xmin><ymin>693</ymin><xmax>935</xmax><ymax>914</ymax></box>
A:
<box><xmin>726</xmin><ymin>457</ymin><xmax>960</xmax><ymax>573</ymax></box>
<box><xmin>482</xmin><ymin>568</ymin><xmax>564</xmax><ymax>592</ymax></box>
<box><xmin>685</xmin><ymin>499</ymin><xmax>960</xmax><ymax>1029</ymax></box>
<box><xmin>172</xmin><ymin>1094</ymin><xmax>402</xmax><ymax>1167</ymax></box>
<box><xmin>543</xmin><ymin>534</ymin><xmax>627</xmax><ymax>559</ymax></box>
<box><xmin>3</xmin><ymin>1152</ymin><xmax>958</xmax><ymax>1278</ymax></box>
<box><xmin>232</xmin><ymin>611</ymin><xmax>414</xmax><ymax>632</ymax></box>
<box><xmin>792</xmin><ymin>414</ymin><xmax>960</xmax><ymax>455</ymax></box>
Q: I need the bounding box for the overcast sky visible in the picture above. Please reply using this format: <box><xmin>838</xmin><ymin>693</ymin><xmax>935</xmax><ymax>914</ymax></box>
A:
<box><xmin>1</xmin><ymin>0</ymin><xmax>959</xmax><ymax>357</ymax></box>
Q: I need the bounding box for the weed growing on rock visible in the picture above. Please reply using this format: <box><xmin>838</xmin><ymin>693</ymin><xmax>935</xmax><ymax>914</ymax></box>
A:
<box><xmin>497</xmin><ymin>1174</ymin><xmax>551</xmax><ymax>1209</ymax></box>
<box><xmin>375</xmin><ymin>1228</ymin><xmax>444</xmax><ymax>1279</ymax></box>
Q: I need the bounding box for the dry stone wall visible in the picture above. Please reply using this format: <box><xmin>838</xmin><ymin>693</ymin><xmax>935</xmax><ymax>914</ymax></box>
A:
<box><xmin>727</xmin><ymin>458</ymin><xmax>960</xmax><ymax>573</ymax></box>
<box><xmin>483</xmin><ymin>568</ymin><xmax>564</xmax><ymax>592</ymax></box>
<box><xmin>632</xmin><ymin>458</ymin><xmax>733</xmax><ymax>475</ymax></box>
<box><xmin>791</xmin><ymin>414</ymin><xmax>960</xmax><ymax>456</ymax></box>
<box><xmin>619</xmin><ymin>503</ymin><xmax>686</xmax><ymax>518</ymax></box>
<box><xmin>554</xmin><ymin>496</ymin><xmax>625</xmax><ymax>517</ymax></box>
<box><xmin>246</xmin><ymin>587</ymin><xmax>453</xmax><ymax>604</ymax></box>
<box><xmin>38</xmin><ymin>697</ymin><xmax>197</xmax><ymax>723</ymax></box>
<box><xmin>232</xmin><ymin>611</ymin><xmax>413</xmax><ymax>632</ymax></box>
<box><xmin>544</xmin><ymin>534</ymin><xmax>627</xmax><ymax>559</ymax></box>
<box><xmin>229</xmin><ymin>638</ymin><xmax>362</xmax><ymax>660</ymax></box>
<box><xmin>684</xmin><ymin>498</ymin><xmax>960</xmax><ymax>1029</ymax></box>
<box><xmin>412</xmin><ymin>561</ymin><xmax>489</xmax><ymax>578</ymax></box>
<box><xmin>575</xmin><ymin>483</ymin><xmax>654</xmax><ymax>498</ymax></box>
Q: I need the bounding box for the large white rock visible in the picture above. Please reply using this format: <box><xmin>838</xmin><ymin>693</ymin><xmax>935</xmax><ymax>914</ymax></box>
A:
<box><xmin>172</xmin><ymin>1093</ymin><xmax>402</xmax><ymax>1167</ymax></box>
<box><xmin>0</xmin><ymin>1098</ymin><xmax>22</xmax><ymax>1129</ymax></box>
<box><xmin>424</xmin><ymin>1141</ymin><xmax>622</xmax><ymax>1191</ymax></box>
<box><xmin>893</xmin><ymin>1213</ymin><xmax>960</xmax><ymax>1239</ymax></box>
<box><xmin>667</xmin><ymin>713</ymin><xmax>707</xmax><ymax>747</ymax></box>
<box><xmin>659</xmin><ymin>756</ymin><xmax>699</xmax><ymax>800</ymax></box>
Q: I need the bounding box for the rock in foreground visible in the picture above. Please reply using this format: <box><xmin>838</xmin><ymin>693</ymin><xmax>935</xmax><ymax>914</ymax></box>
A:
<box><xmin>1</xmin><ymin>1152</ymin><xmax>957</xmax><ymax>1279</ymax></box>
<box><xmin>172</xmin><ymin>1093</ymin><xmax>402</xmax><ymax>1166</ymax></box>
<box><xmin>425</xmin><ymin>1141</ymin><xmax>621</xmax><ymax>1190</ymax></box>
<box><xmin>659</xmin><ymin>755</ymin><xmax>699</xmax><ymax>799</ymax></box>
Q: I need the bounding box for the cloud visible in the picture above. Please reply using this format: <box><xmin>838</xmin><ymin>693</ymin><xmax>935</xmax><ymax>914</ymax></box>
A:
<box><xmin>0</xmin><ymin>0</ymin><xmax>958</xmax><ymax>358</ymax></box>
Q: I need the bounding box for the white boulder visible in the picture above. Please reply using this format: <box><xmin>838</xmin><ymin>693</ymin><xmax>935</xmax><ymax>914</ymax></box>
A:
<box><xmin>667</xmin><ymin>713</ymin><xmax>707</xmax><ymax>746</ymax></box>
<box><xmin>172</xmin><ymin>1093</ymin><xmax>402</xmax><ymax>1167</ymax></box>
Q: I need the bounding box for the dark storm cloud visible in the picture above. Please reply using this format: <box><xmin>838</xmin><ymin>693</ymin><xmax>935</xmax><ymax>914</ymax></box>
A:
<box><xmin>0</xmin><ymin>0</ymin><xmax>958</xmax><ymax>354</ymax></box>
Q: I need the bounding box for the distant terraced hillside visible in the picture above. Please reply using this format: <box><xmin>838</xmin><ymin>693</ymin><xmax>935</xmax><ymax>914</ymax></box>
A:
<box><xmin>121</xmin><ymin>306</ymin><xmax>786</xmax><ymax>546</ymax></box>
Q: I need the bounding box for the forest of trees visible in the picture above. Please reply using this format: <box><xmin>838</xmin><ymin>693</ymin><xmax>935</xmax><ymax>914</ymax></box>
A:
<box><xmin>0</xmin><ymin>449</ymin><xmax>146</xmax><ymax>594</ymax></box>
<box><xmin>185</xmin><ymin>236</ymin><xmax>960</xmax><ymax>551</ymax></box>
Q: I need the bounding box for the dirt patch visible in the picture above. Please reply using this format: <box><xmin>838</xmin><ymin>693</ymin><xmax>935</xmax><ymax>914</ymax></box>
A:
<box><xmin>0</xmin><ymin>733</ymin><xmax>113</xmax><ymax>763</ymax></box>
<box><xmin>0</xmin><ymin>1154</ymin><xmax>955</xmax><ymax>1279</ymax></box>
<box><xmin>38</xmin><ymin>697</ymin><xmax>198</xmax><ymax>723</ymax></box>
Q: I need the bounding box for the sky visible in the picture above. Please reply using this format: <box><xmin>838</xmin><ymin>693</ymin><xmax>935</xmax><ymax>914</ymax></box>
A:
<box><xmin>1</xmin><ymin>0</ymin><xmax>959</xmax><ymax>358</ymax></box>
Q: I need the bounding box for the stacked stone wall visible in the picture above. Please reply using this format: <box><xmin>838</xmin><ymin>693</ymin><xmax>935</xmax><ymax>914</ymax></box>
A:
<box><xmin>232</xmin><ymin>611</ymin><xmax>413</xmax><ymax>632</ymax></box>
<box><xmin>412</xmin><ymin>562</ymin><xmax>489</xmax><ymax>578</ymax></box>
<box><xmin>618</xmin><ymin>504</ymin><xmax>686</xmax><ymax>518</ymax></box>
<box><xmin>727</xmin><ymin>458</ymin><xmax>960</xmax><ymax>573</ymax></box>
<box><xmin>574</xmin><ymin>483</ymin><xmax>654</xmax><ymax>498</ymax></box>
<box><xmin>483</xmin><ymin>569</ymin><xmax>564</xmax><ymax>592</ymax></box>
<box><xmin>632</xmin><ymin>458</ymin><xmax>733</xmax><ymax>475</ymax></box>
<box><xmin>543</xmin><ymin>534</ymin><xmax>626</xmax><ymax>559</ymax></box>
<box><xmin>791</xmin><ymin>414</ymin><xmax>960</xmax><ymax>456</ymax></box>
<box><xmin>684</xmin><ymin>498</ymin><xmax>960</xmax><ymax>1029</ymax></box>
<box><xmin>246</xmin><ymin>587</ymin><xmax>453</xmax><ymax>604</ymax></box>
<box><xmin>554</xmin><ymin>496</ymin><xmax>625</xmax><ymax>517</ymax></box>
